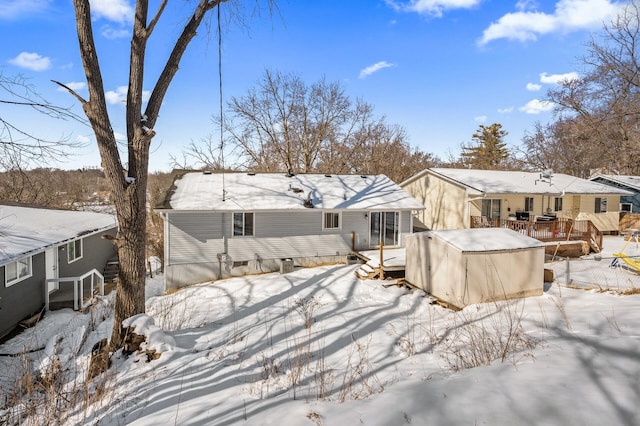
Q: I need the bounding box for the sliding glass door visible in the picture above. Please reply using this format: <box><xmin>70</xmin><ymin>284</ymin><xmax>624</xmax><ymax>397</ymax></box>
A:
<box><xmin>370</xmin><ymin>211</ymin><xmax>399</xmax><ymax>247</ymax></box>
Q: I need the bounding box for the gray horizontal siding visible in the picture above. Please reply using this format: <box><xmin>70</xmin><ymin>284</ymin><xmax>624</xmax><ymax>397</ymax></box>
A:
<box><xmin>0</xmin><ymin>253</ymin><xmax>45</xmax><ymax>338</ymax></box>
<box><xmin>166</xmin><ymin>209</ymin><xmax>414</xmax><ymax>265</ymax></box>
<box><xmin>168</xmin><ymin>213</ymin><xmax>226</xmax><ymax>264</ymax></box>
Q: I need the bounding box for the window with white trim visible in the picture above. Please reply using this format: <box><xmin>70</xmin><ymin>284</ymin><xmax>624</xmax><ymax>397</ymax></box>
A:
<box><xmin>67</xmin><ymin>239</ymin><xmax>83</xmax><ymax>263</ymax></box>
<box><xmin>554</xmin><ymin>197</ymin><xmax>563</xmax><ymax>212</ymax></box>
<box><xmin>621</xmin><ymin>203</ymin><xmax>632</xmax><ymax>212</ymax></box>
<box><xmin>5</xmin><ymin>256</ymin><xmax>32</xmax><ymax>287</ymax></box>
<box><xmin>595</xmin><ymin>197</ymin><xmax>608</xmax><ymax>213</ymax></box>
<box><xmin>233</xmin><ymin>212</ymin><xmax>254</xmax><ymax>236</ymax></box>
<box><xmin>323</xmin><ymin>212</ymin><xmax>341</xmax><ymax>230</ymax></box>
<box><xmin>525</xmin><ymin>197</ymin><xmax>534</xmax><ymax>212</ymax></box>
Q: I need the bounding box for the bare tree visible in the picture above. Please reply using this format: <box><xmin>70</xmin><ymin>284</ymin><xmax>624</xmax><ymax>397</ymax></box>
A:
<box><xmin>546</xmin><ymin>1</ymin><xmax>640</xmax><ymax>174</ymax></box>
<box><xmin>182</xmin><ymin>69</ymin><xmax>436</xmax><ymax>181</ymax></box>
<box><xmin>0</xmin><ymin>72</ymin><xmax>86</xmax><ymax>165</ymax></box>
<box><xmin>518</xmin><ymin>120</ymin><xmax>598</xmax><ymax>177</ymax></box>
<box><xmin>63</xmin><ymin>0</ymin><xmax>272</xmax><ymax>351</ymax></box>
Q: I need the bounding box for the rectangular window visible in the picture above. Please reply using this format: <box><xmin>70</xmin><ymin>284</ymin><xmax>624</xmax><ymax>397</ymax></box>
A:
<box><xmin>595</xmin><ymin>197</ymin><xmax>608</xmax><ymax>213</ymax></box>
<box><xmin>323</xmin><ymin>212</ymin><xmax>341</xmax><ymax>230</ymax></box>
<box><xmin>621</xmin><ymin>203</ymin><xmax>632</xmax><ymax>212</ymax></box>
<box><xmin>5</xmin><ymin>257</ymin><xmax>32</xmax><ymax>287</ymax></box>
<box><xmin>233</xmin><ymin>212</ymin><xmax>254</xmax><ymax>236</ymax></box>
<box><xmin>525</xmin><ymin>197</ymin><xmax>534</xmax><ymax>212</ymax></box>
<box><xmin>554</xmin><ymin>197</ymin><xmax>563</xmax><ymax>212</ymax></box>
<box><xmin>481</xmin><ymin>199</ymin><xmax>501</xmax><ymax>219</ymax></box>
<box><xmin>67</xmin><ymin>239</ymin><xmax>83</xmax><ymax>263</ymax></box>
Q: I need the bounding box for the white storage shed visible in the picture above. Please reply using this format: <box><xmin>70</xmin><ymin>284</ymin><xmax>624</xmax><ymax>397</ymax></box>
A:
<box><xmin>405</xmin><ymin>228</ymin><xmax>545</xmax><ymax>309</ymax></box>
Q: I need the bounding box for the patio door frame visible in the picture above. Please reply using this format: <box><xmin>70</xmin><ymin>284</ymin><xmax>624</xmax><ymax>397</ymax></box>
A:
<box><xmin>369</xmin><ymin>211</ymin><xmax>400</xmax><ymax>248</ymax></box>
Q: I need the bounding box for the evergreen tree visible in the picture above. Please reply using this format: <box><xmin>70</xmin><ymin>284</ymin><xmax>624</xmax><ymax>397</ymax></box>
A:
<box><xmin>460</xmin><ymin>123</ymin><xmax>509</xmax><ymax>169</ymax></box>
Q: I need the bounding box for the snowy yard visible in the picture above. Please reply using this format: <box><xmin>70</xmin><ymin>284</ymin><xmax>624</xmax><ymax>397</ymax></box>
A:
<box><xmin>1</xmin><ymin>236</ymin><xmax>639</xmax><ymax>425</ymax></box>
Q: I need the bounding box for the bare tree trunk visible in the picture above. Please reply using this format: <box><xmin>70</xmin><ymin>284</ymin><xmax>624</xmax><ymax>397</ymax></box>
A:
<box><xmin>69</xmin><ymin>0</ymin><xmax>231</xmax><ymax>351</ymax></box>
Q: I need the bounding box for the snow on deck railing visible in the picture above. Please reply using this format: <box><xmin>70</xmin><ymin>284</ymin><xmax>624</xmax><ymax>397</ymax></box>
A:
<box><xmin>45</xmin><ymin>269</ymin><xmax>104</xmax><ymax>311</ymax></box>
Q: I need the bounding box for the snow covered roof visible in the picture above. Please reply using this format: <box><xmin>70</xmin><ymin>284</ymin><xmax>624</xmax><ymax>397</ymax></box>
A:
<box><xmin>0</xmin><ymin>205</ymin><xmax>117</xmax><ymax>264</ymax></box>
<box><xmin>158</xmin><ymin>171</ymin><xmax>425</xmax><ymax>211</ymax></box>
<box><xmin>426</xmin><ymin>228</ymin><xmax>545</xmax><ymax>252</ymax></box>
<box><xmin>404</xmin><ymin>168</ymin><xmax>633</xmax><ymax>196</ymax></box>
<box><xmin>591</xmin><ymin>174</ymin><xmax>640</xmax><ymax>192</ymax></box>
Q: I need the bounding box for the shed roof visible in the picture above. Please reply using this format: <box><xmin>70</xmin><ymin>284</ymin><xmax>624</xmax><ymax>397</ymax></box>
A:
<box><xmin>403</xmin><ymin>168</ymin><xmax>633</xmax><ymax>196</ymax></box>
<box><xmin>0</xmin><ymin>204</ymin><xmax>117</xmax><ymax>264</ymax></box>
<box><xmin>158</xmin><ymin>171</ymin><xmax>425</xmax><ymax>211</ymax></box>
<box><xmin>425</xmin><ymin>228</ymin><xmax>545</xmax><ymax>252</ymax></box>
<box><xmin>591</xmin><ymin>174</ymin><xmax>640</xmax><ymax>192</ymax></box>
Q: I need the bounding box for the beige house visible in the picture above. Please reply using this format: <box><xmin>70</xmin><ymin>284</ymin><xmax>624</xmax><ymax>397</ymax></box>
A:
<box><xmin>401</xmin><ymin>168</ymin><xmax>633</xmax><ymax>234</ymax></box>
<box><xmin>405</xmin><ymin>228</ymin><xmax>545</xmax><ymax>309</ymax></box>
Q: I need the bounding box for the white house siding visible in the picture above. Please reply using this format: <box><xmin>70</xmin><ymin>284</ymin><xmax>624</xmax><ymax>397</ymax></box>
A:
<box><xmin>576</xmin><ymin>195</ymin><xmax>622</xmax><ymax>232</ymax></box>
<box><xmin>403</xmin><ymin>173</ymin><xmax>467</xmax><ymax>230</ymax></box>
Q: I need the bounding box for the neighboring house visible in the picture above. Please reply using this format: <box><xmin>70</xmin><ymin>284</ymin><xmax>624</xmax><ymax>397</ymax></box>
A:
<box><xmin>590</xmin><ymin>174</ymin><xmax>640</xmax><ymax>213</ymax></box>
<box><xmin>155</xmin><ymin>171</ymin><xmax>425</xmax><ymax>290</ymax></box>
<box><xmin>401</xmin><ymin>168</ymin><xmax>633</xmax><ymax>234</ymax></box>
<box><xmin>0</xmin><ymin>205</ymin><xmax>118</xmax><ymax>338</ymax></box>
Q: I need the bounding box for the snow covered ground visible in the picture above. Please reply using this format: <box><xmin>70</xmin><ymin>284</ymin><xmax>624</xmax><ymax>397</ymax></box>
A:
<box><xmin>1</xmin><ymin>236</ymin><xmax>639</xmax><ymax>425</ymax></box>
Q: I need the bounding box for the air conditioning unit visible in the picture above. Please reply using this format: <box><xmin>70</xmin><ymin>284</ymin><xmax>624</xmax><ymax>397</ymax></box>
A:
<box><xmin>280</xmin><ymin>258</ymin><xmax>294</xmax><ymax>274</ymax></box>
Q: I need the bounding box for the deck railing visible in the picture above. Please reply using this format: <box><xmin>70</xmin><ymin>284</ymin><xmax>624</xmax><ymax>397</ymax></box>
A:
<box><xmin>45</xmin><ymin>268</ymin><xmax>105</xmax><ymax>311</ymax></box>
<box><xmin>470</xmin><ymin>217</ymin><xmax>603</xmax><ymax>252</ymax></box>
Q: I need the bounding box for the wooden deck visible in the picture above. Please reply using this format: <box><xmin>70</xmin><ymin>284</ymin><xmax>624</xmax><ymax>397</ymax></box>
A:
<box><xmin>353</xmin><ymin>247</ymin><xmax>407</xmax><ymax>280</ymax></box>
<box><xmin>470</xmin><ymin>217</ymin><xmax>603</xmax><ymax>252</ymax></box>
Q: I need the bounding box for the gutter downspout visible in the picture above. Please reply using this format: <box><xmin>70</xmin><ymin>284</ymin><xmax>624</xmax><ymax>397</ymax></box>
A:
<box><xmin>466</xmin><ymin>192</ymin><xmax>487</xmax><ymax>228</ymax></box>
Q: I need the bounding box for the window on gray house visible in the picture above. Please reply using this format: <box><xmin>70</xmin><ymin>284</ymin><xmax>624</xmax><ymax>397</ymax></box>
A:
<box><xmin>233</xmin><ymin>212</ymin><xmax>254</xmax><ymax>236</ymax></box>
<box><xmin>67</xmin><ymin>239</ymin><xmax>83</xmax><ymax>263</ymax></box>
<box><xmin>323</xmin><ymin>212</ymin><xmax>340</xmax><ymax>230</ymax></box>
<box><xmin>5</xmin><ymin>256</ymin><xmax>32</xmax><ymax>287</ymax></box>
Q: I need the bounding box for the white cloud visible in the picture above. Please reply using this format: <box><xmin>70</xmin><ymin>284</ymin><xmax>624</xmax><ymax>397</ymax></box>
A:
<box><xmin>105</xmin><ymin>86</ymin><xmax>128</xmax><ymax>104</ymax></box>
<box><xmin>515</xmin><ymin>0</ymin><xmax>537</xmax><ymax>11</ymax></box>
<box><xmin>479</xmin><ymin>0</ymin><xmax>624</xmax><ymax>45</ymax></box>
<box><xmin>57</xmin><ymin>81</ymin><xmax>86</xmax><ymax>92</ymax></box>
<box><xmin>101</xmin><ymin>26</ymin><xmax>130</xmax><ymax>39</ymax></box>
<box><xmin>474</xmin><ymin>115</ymin><xmax>488</xmax><ymax>123</ymax></box>
<box><xmin>539</xmin><ymin>71</ymin><xmax>580</xmax><ymax>84</ymax></box>
<box><xmin>498</xmin><ymin>107</ymin><xmax>514</xmax><ymax>113</ymax></box>
<box><xmin>359</xmin><ymin>61</ymin><xmax>395</xmax><ymax>79</ymax></box>
<box><xmin>0</xmin><ymin>0</ymin><xmax>51</xmax><ymax>19</ymax></box>
<box><xmin>386</xmin><ymin>0</ymin><xmax>482</xmax><ymax>17</ymax></box>
<box><xmin>105</xmin><ymin>85</ymin><xmax>151</xmax><ymax>105</ymax></box>
<box><xmin>526</xmin><ymin>82</ymin><xmax>542</xmax><ymax>91</ymax></box>
<box><xmin>8</xmin><ymin>51</ymin><xmax>51</xmax><ymax>71</ymax></box>
<box><xmin>519</xmin><ymin>98</ymin><xmax>554</xmax><ymax>114</ymax></box>
<box><xmin>76</xmin><ymin>134</ymin><xmax>92</xmax><ymax>145</ymax></box>
<box><xmin>91</xmin><ymin>0</ymin><xmax>133</xmax><ymax>23</ymax></box>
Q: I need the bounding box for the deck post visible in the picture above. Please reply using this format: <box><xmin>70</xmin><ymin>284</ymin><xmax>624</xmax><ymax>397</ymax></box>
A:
<box><xmin>74</xmin><ymin>279</ymin><xmax>79</xmax><ymax>311</ymax></box>
<box><xmin>44</xmin><ymin>281</ymin><xmax>50</xmax><ymax>311</ymax></box>
<box><xmin>79</xmin><ymin>277</ymin><xmax>83</xmax><ymax>310</ymax></box>
<box><xmin>379</xmin><ymin>242</ymin><xmax>384</xmax><ymax>280</ymax></box>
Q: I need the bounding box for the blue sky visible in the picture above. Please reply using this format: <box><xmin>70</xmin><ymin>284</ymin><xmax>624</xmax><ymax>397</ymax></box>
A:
<box><xmin>0</xmin><ymin>0</ymin><xmax>628</xmax><ymax>171</ymax></box>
